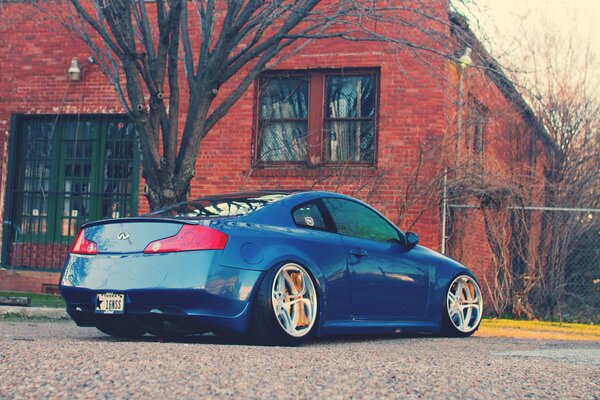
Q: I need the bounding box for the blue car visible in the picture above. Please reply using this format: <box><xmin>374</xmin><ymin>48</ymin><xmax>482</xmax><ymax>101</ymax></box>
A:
<box><xmin>60</xmin><ymin>190</ymin><xmax>483</xmax><ymax>345</ymax></box>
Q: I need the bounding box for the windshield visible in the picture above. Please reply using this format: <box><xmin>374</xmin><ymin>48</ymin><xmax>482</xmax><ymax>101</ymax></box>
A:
<box><xmin>145</xmin><ymin>193</ymin><xmax>290</xmax><ymax>219</ymax></box>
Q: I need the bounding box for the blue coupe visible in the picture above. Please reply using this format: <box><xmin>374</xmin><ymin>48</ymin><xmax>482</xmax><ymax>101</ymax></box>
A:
<box><xmin>60</xmin><ymin>191</ymin><xmax>483</xmax><ymax>345</ymax></box>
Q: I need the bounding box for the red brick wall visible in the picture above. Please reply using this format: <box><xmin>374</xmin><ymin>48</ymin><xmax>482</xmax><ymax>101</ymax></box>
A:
<box><xmin>0</xmin><ymin>5</ymin><xmax>130</xmax><ymax>283</ymax></box>
<box><xmin>9</xmin><ymin>243</ymin><xmax>70</xmax><ymax>271</ymax></box>
<box><xmin>0</xmin><ymin>1</ymin><xmax>548</xmax><ymax>294</ymax></box>
<box><xmin>0</xmin><ymin>269</ymin><xmax>60</xmax><ymax>294</ymax></box>
<box><xmin>443</xmin><ymin>59</ymin><xmax>550</xmax><ymax>305</ymax></box>
<box><xmin>0</xmin><ymin>2</ymin><xmax>448</xmax><ymax>243</ymax></box>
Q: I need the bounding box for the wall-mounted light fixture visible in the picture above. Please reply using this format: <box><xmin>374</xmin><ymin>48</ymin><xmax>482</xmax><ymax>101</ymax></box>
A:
<box><xmin>68</xmin><ymin>58</ymin><xmax>82</xmax><ymax>82</ymax></box>
<box><xmin>458</xmin><ymin>47</ymin><xmax>472</xmax><ymax>69</ymax></box>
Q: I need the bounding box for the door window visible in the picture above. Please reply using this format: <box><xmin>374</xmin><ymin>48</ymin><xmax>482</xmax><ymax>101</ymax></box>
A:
<box><xmin>10</xmin><ymin>115</ymin><xmax>138</xmax><ymax>243</ymax></box>
<box><xmin>323</xmin><ymin>198</ymin><xmax>400</xmax><ymax>242</ymax></box>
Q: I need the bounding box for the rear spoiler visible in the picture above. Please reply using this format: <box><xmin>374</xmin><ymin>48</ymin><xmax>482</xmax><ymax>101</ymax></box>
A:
<box><xmin>81</xmin><ymin>217</ymin><xmax>203</xmax><ymax>229</ymax></box>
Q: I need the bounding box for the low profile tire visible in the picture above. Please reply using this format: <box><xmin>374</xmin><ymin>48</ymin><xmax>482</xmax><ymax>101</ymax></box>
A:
<box><xmin>250</xmin><ymin>262</ymin><xmax>319</xmax><ymax>346</ymax></box>
<box><xmin>97</xmin><ymin>320</ymin><xmax>146</xmax><ymax>339</ymax></box>
<box><xmin>441</xmin><ymin>274</ymin><xmax>483</xmax><ymax>337</ymax></box>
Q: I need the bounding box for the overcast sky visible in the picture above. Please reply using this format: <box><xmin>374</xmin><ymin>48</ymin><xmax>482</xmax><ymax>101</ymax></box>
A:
<box><xmin>457</xmin><ymin>0</ymin><xmax>598</xmax><ymax>69</ymax></box>
<box><xmin>452</xmin><ymin>0</ymin><xmax>600</xmax><ymax>93</ymax></box>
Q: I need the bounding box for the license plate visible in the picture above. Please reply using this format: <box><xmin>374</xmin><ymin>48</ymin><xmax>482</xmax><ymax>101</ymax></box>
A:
<box><xmin>95</xmin><ymin>293</ymin><xmax>125</xmax><ymax>314</ymax></box>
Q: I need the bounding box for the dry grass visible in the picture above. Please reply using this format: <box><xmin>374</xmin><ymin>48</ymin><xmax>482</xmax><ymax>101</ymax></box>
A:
<box><xmin>476</xmin><ymin>318</ymin><xmax>600</xmax><ymax>341</ymax></box>
<box><xmin>0</xmin><ymin>291</ymin><xmax>64</xmax><ymax>308</ymax></box>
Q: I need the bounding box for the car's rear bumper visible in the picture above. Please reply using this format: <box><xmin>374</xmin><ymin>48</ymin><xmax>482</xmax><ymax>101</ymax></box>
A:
<box><xmin>59</xmin><ymin>251</ymin><xmax>263</xmax><ymax>335</ymax></box>
<box><xmin>61</xmin><ymin>288</ymin><xmax>254</xmax><ymax>334</ymax></box>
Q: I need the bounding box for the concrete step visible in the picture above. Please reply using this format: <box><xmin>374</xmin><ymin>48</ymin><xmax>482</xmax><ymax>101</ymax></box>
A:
<box><xmin>0</xmin><ymin>296</ymin><xmax>31</xmax><ymax>306</ymax></box>
<box><xmin>0</xmin><ymin>305</ymin><xmax>68</xmax><ymax>319</ymax></box>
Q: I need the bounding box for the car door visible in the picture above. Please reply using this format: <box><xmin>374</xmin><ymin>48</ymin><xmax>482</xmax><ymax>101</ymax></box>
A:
<box><xmin>290</xmin><ymin>201</ymin><xmax>352</xmax><ymax>320</ymax></box>
<box><xmin>322</xmin><ymin>197</ymin><xmax>430</xmax><ymax>319</ymax></box>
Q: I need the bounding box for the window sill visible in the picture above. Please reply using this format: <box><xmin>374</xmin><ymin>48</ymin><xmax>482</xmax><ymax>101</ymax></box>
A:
<box><xmin>246</xmin><ymin>164</ymin><xmax>378</xmax><ymax>178</ymax></box>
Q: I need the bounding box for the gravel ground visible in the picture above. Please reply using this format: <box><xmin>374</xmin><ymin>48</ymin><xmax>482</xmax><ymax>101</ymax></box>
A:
<box><xmin>0</xmin><ymin>321</ymin><xmax>598</xmax><ymax>399</ymax></box>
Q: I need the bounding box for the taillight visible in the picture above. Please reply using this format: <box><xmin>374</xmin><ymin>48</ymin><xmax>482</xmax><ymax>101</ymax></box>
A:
<box><xmin>143</xmin><ymin>225</ymin><xmax>228</xmax><ymax>254</ymax></box>
<box><xmin>70</xmin><ymin>229</ymin><xmax>98</xmax><ymax>255</ymax></box>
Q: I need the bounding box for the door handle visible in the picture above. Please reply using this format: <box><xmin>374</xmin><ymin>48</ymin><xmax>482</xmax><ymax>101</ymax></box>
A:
<box><xmin>349</xmin><ymin>248</ymin><xmax>368</xmax><ymax>257</ymax></box>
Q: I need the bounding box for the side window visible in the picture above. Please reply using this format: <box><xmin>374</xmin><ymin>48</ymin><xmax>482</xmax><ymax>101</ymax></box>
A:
<box><xmin>257</xmin><ymin>76</ymin><xmax>309</xmax><ymax>162</ymax></box>
<box><xmin>323</xmin><ymin>198</ymin><xmax>400</xmax><ymax>243</ymax></box>
<box><xmin>292</xmin><ymin>202</ymin><xmax>326</xmax><ymax>229</ymax></box>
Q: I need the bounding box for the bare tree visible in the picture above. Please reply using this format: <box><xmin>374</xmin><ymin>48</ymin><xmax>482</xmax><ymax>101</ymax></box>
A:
<box><xmin>444</xmin><ymin>15</ymin><xmax>600</xmax><ymax>321</ymax></box>
<box><xmin>504</xmin><ymin>20</ymin><xmax>599</xmax><ymax>320</ymax></box>
<box><xmin>36</xmin><ymin>0</ymin><xmax>475</xmax><ymax>209</ymax></box>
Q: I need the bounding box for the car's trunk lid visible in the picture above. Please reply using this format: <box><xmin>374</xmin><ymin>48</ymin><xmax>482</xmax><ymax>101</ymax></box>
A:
<box><xmin>82</xmin><ymin>218</ymin><xmax>195</xmax><ymax>254</ymax></box>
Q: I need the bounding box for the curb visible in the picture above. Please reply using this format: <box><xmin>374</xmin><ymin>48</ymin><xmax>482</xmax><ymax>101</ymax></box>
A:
<box><xmin>0</xmin><ymin>305</ymin><xmax>69</xmax><ymax>319</ymax></box>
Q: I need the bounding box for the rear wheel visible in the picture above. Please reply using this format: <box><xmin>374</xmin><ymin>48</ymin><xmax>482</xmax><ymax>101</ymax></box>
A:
<box><xmin>441</xmin><ymin>274</ymin><xmax>483</xmax><ymax>337</ymax></box>
<box><xmin>250</xmin><ymin>263</ymin><xmax>318</xmax><ymax>346</ymax></box>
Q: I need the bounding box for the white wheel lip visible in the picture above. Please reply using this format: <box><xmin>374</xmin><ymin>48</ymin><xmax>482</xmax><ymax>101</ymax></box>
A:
<box><xmin>446</xmin><ymin>274</ymin><xmax>483</xmax><ymax>333</ymax></box>
<box><xmin>271</xmin><ymin>263</ymin><xmax>318</xmax><ymax>338</ymax></box>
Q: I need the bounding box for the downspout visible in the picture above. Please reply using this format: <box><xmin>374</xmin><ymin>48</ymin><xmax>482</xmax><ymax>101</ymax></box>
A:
<box><xmin>456</xmin><ymin>68</ymin><xmax>464</xmax><ymax>164</ymax></box>
<box><xmin>455</xmin><ymin>47</ymin><xmax>472</xmax><ymax>165</ymax></box>
<box><xmin>441</xmin><ymin>167</ymin><xmax>448</xmax><ymax>254</ymax></box>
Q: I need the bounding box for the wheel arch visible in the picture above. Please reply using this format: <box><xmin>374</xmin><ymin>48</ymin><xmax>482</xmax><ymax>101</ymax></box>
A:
<box><xmin>439</xmin><ymin>271</ymin><xmax>484</xmax><ymax>336</ymax></box>
<box><xmin>429</xmin><ymin>262</ymin><xmax>480</xmax><ymax>331</ymax></box>
<box><xmin>247</xmin><ymin>256</ymin><xmax>327</xmax><ymax>334</ymax></box>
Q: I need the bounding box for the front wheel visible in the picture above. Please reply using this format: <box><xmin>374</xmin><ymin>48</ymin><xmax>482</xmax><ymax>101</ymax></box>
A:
<box><xmin>250</xmin><ymin>262</ymin><xmax>319</xmax><ymax>346</ymax></box>
<box><xmin>441</xmin><ymin>274</ymin><xmax>483</xmax><ymax>337</ymax></box>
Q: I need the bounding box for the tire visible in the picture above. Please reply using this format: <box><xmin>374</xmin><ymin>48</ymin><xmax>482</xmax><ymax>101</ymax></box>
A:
<box><xmin>441</xmin><ymin>274</ymin><xmax>483</xmax><ymax>337</ymax></box>
<box><xmin>97</xmin><ymin>319</ymin><xmax>146</xmax><ymax>339</ymax></box>
<box><xmin>250</xmin><ymin>262</ymin><xmax>319</xmax><ymax>346</ymax></box>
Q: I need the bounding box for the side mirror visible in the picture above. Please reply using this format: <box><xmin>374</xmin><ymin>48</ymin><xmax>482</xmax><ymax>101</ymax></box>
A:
<box><xmin>405</xmin><ymin>231</ymin><xmax>419</xmax><ymax>249</ymax></box>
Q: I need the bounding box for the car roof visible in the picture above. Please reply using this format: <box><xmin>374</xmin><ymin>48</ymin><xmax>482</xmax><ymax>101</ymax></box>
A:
<box><xmin>144</xmin><ymin>190</ymin><xmax>314</xmax><ymax>218</ymax></box>
<box><xmin>145</xmin><ymin>190</ymin><xmax>354</xmax><ymax>217</ymax></box>
<box><xmin>186</xmin><ymin>189</ymin><xmax>345</xmax><ymax>203</ymax></box>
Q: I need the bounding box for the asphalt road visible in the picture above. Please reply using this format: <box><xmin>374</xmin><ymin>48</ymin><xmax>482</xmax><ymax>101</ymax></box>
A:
<box><xmin>0</xmin><ymin>321</ymin><xmax>598</xmax><ymax>399</ymax></box>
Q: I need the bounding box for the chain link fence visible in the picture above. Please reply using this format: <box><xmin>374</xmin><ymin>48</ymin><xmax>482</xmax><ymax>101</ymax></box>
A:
<box><xmin>443</xmin><ymin>205</ymin><xmax>599</xmax><ymax>323</ymax></box>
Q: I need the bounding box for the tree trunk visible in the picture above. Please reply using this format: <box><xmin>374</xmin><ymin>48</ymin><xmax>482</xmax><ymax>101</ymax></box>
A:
<box><xmin>143</xmin><ymin>178</ymin><xmax>190</xmax><ymax>210</ymax></box>
<box><xmin>137</xmin><ymin>92</ymin><xmax>213</xmax><ymax>210</ymax></box>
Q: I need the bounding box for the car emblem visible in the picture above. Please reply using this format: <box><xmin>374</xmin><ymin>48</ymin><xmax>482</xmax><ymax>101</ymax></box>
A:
<box><xmin>117</xmin><ymin>231</ymin><xmax>130</xmax><ymax>240</ymax></box>
<box><xmin>304</xmin><ymin>217</ymin><xmax>315</xmax><ymax>226</ymax></box>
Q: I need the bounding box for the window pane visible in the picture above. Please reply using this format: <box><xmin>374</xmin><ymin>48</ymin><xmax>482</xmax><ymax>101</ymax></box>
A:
<box><xmin>258</xmin><ymin>77</ymin><xmax>309</xmax><ymax>162</ymax></box>
<box><xmin>260</xmin><ymin>77</ymin><xmax>308</xmax><ymax>120</ymax></box>
<box><xmin>467</xmin><ymin>97</ymin><xmax>488</xmax><ymax>156</ymax></box>
<box><xmin>259</xmin><ymin>122</ymin><xmax>308</xmax><ymax>162</ymax></box>
<box><xmin>293</xmin><ymin>203</ymin><xmax>326</xmax><ymax>229</ymax></box>
<box><xmin>324</xmin><ymin>75</ymin><xmax>376</xmax><ymax>163</ymax></box>
<box><xmin>61</xmin><ymin>121</ymin><xmax>96</xmax><ymax>237</ymax></box>
<box><xmin>323</xmin><ymin>198</ymin><xmax>399</xmax><ymax>243</ymax></box>
<box><xmin>19</xmin><ymin>120</ymin><xmax>53</xmax><ymax>236</ymax></box>
<box><xmin>102</xmin><ymin>120</ymin><xmax>135</xmax><ymax>219</ymax></box>
<box><xmin>324</xmin><ymin>120</ymin><xmax>374</xmax><ymax>163</ymax></box>
<box><xmin>326</xmin><ymin>76</ymin><xmax>374</xmax><ymax>119</ymax></box>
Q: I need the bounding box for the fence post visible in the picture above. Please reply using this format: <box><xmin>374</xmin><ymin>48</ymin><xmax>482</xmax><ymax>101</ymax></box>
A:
<box><xmin>441</xmin><ymin>167</ymin><xmax>448</xmax><ymax>254</ymax></box>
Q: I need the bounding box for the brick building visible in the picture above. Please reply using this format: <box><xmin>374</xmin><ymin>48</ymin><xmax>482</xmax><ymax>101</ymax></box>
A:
<box><xmin>0</xmin><ymin>2</ymin><xmax>551</xmax><ymax>294</ymax></box>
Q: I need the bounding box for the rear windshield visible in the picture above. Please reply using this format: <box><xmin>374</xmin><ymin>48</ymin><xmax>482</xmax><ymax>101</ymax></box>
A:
<box><xmin>146</xmin><ymin>193</ymin><xmax>290</xmax><ymax>219</ymax></box>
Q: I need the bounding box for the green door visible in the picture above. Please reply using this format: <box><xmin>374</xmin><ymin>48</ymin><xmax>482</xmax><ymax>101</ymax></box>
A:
<box><xmin>2</xmin><ymin>115</ymin><xmax>140</xmax><ymax>270</ymax></box>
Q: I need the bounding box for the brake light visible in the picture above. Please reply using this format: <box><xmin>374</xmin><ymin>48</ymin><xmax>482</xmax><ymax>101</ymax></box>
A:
<box><xmin>70</xmin><ymin>229</ymin><xmax>98</xmax><ymax>255</ymax></box>
<box><xmin>143</xmin><ymin>225</ymin><xmax>228</xmax><ymax>254</ymax></box>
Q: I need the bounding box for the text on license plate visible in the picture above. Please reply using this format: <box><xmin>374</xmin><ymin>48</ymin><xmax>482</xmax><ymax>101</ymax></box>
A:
<box><xmin>95</xmin><ymin>293</ymin><xmax>125</xmax><ymax>314</ymax></box>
